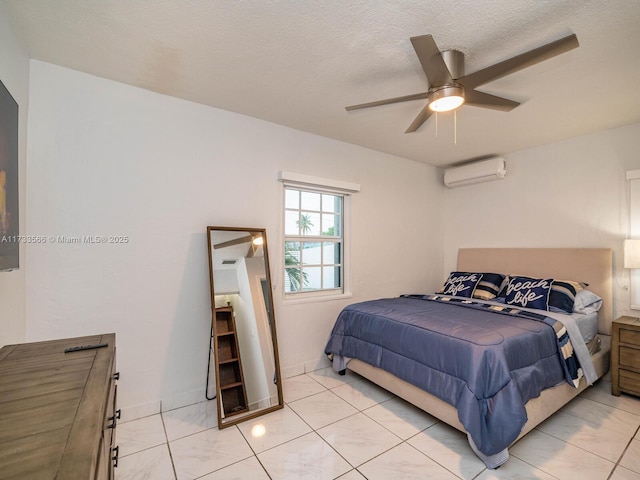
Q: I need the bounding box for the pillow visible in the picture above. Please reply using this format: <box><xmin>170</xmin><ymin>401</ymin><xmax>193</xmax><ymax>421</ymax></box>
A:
<box><xmin>504</xmin><ymin>276</ymin><xmax>552</xmax><ymax>310</ymax></box>
<box><xmin>573</xmin><ymin>289</ymin><xmax>603</xmax><ymax>314</ymax></box>
<box><xmin>473</xmin><ymin>272</ymin><xmax>507</xmax><ymax>300</ymax></box>
<box><xmin>548</xmin><ymin>279</ymin><xmax>586</xmax><ymax>314</ymax></box>
<box><xmin>437</xmin><ymin>272</ymin><xmax>483</xmax><ymax>298</ymax></box>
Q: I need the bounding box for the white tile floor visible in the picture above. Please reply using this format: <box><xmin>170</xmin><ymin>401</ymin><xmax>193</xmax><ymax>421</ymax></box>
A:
<box><xmin>115</xmin><ymin>368</ymin><xmax>640</xmax><ymax>480</ymax></box>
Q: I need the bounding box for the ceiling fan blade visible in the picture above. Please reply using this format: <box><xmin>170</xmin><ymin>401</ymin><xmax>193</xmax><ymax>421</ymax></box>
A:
<box><xmin>410</xmin><ymin>35</ymin><xmax>453</xmax><ymax>86</ymax></box>
<box><xmin>465</xmin><ymin>90</ymin><xmax>520</xmax><ymax>111</ymax></box>
<box><xmin>345</xmin><ymin>92</ymin><xmax>429</xmax><ymax>111</ymax></box>
<box><xmin>405</xmin><ymin>103</ymin><xmax>434</xmax><ymax>133</ymax></box>
<box><xmin>460</xmin><ymin>34</ymin><xmax>579</xmax><ymax>89</ymax></box>
<box><xmin>213</xmin><ymin>235</ymin><xmax>253</xmax><ymax>249</ymax></box>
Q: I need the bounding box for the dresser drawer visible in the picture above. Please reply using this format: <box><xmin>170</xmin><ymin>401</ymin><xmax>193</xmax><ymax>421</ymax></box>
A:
<box><xmin>620</xmin><ymin>346</ymin><xmax>640</xmax><ymax>369</ymax></box>
<box><xmin>620</xmin><ymin>328</ymin><xmax>640</xmax><ymax>346</ymax></box>
<box><xmin>620</xmin><ymin>369</ymin><xmax>640</xmax><ymax>395</ymax></box>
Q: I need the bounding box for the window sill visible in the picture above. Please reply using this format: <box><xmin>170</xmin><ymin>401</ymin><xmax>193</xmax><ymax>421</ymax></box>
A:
<box><xmin>283</xmin><ymin>291</ymin><xmax>353</xmax><ymax>305</ymax></box>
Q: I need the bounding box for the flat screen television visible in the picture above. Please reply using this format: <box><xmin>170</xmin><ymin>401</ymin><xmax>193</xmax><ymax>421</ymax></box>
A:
<box><xmin>0</xmin><ymin>78</ymin><xmax>19</xmax><ymax>271</ymax></box>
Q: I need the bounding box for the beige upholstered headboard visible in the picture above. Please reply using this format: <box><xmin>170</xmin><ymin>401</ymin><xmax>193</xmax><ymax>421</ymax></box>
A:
<box><xmin>457</xmin><ymin>248</ymin><xmax>613</xmax><ymax>335</ymax></box>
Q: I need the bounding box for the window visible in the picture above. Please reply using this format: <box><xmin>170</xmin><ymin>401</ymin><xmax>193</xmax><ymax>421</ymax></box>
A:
<box><xmin>284</xmin><ymin>187</ymin><xmax>343</xmax><ymax>294</ymax></box>
<box><xmin>279</xmin><ymin>171</ymin><xmax>360</xmax><ymax>300</ymax></box>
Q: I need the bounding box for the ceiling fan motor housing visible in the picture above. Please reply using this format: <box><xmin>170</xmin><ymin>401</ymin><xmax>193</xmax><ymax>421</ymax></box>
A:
<box><xmin>441</xmin><ymin>49</ymin><xmax>465</xmax><ymax>79</ymax></box>
<box><xmin>427</xmin><ymin>50</ymin><xmax>466</xmax><ymax>112</ymax></box>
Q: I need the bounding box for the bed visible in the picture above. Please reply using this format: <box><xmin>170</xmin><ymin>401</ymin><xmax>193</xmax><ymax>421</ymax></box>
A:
<box><xmin>324</xmin><ymin>248</ymin><xmax>612</xmax><ymax>468</ymax></box>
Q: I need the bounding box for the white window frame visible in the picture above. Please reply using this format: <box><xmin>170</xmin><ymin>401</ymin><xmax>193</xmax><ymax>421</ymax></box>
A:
<box><xmin>278</xmin><ymin>171</ymin><xmax>359</xmax><ymax>303</ymax></box>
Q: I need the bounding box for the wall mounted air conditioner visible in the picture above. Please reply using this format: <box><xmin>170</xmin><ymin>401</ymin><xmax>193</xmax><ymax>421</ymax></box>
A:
<box><xmin>444</xmin><ymin>157</ymin><xmax>506</xmax><ymax>188</ymax></box>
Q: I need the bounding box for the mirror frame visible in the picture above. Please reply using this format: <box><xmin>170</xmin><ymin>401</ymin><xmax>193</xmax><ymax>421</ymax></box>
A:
<box><xmin>206</xmin><ymin>226</ymin><xmax>284</xmax><ymax>428</ymax></box>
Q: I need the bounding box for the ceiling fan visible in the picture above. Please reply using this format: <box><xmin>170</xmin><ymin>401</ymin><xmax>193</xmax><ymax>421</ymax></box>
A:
<box><xmin>213</xmin><ymin>233</ymin><xmax>264</xmax><ymax>258</ymax></box>
<box><xmin>345</xmin><ymin>33</ymin><xmax>579</xmax><ymax>133</ymax></box>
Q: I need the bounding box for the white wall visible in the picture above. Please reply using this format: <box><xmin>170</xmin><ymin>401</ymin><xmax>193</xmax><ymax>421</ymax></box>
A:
<box><xmin>0</xmin><ymin>3</ymin><xmax>29</xmax><ymax>347</ymax></box>
<box><xmin>443</xmin><ymin>122</ymin><xmax>640</xmax><ymax>318</ymax></box>
<box><xmin>25</xmin><ymin>61</ymin><xmax>443</xmax><ymax>418</ymax></box>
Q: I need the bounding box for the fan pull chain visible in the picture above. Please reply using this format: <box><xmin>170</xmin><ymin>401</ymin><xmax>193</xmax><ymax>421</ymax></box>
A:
<box><xmin>454</xmin><ymin>109</ymin><xmax>457</xmax><ymax>145</ymax></box>
<box><xmin>435</xmin><ymin>111</ymin><xmax>438</xmax><ymax>140</ymax></box>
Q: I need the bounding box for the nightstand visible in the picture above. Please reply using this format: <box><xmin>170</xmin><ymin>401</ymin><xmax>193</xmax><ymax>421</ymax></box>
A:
<box><xmin>611</xmin><ymin>316</ymin><xmax>640</xmax><ymax>397</ymax></box>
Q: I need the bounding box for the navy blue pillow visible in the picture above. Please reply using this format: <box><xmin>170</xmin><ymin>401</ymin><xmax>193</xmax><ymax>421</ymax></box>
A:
<box><xmin>473</xmin><ymin>272</ymin><xmax>506</xmax><ymax>300</ymax></box>
<box><xmin>437</xmin><ymin>272</ymin><xmax>483</xmax><ymax>298</ymax></box>
<box><xmin>548</xmin><ymin>279</ymin><xmax>586</xmax><ymax>314</ymax></box>
<box><xmin>504</xmin><ymin>276</ymin><xmax>552</xmax><ymax>310</ymax></box>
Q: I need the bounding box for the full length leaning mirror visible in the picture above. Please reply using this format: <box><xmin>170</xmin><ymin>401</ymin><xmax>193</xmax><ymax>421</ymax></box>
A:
<box><xmin>206</xmin><ymin>226</ymin><xmax>284</xmax><ymax>428</ymax></box>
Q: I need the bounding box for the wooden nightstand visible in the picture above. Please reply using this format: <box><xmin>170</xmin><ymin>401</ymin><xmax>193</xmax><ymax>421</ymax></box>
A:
<box><xmin>611</xmin><ymin>316</ymin><xmax>640</xmax><ymax>397</ymax></box>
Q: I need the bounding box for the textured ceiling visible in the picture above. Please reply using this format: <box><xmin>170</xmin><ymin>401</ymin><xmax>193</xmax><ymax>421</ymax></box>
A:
<box><xmin>4</xmin><ymin>0</ymin><xmax>640</xmax><ymax>167</ymax></box>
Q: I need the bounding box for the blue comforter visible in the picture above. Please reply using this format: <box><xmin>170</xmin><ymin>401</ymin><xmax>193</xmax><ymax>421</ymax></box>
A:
<box><xmin>324</xmin><ymin>296</ymin><xmax>577</xmax><ymax>457</ymax></box>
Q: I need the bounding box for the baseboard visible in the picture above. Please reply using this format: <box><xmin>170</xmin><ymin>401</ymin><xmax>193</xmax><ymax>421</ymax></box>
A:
<box><xmin>119</xmin><ymin>400</ymin><xmax>161</xmax><ymax>422</ymax></box>
<box><xmin>121</xmin><ymin>357</ymin><xmax>334</xmax><ymax>422</ymax></box>
<box><xmin>161</xmin><ymin>387</ymin><xmax>206</xmax><ymax>412</ymax></box>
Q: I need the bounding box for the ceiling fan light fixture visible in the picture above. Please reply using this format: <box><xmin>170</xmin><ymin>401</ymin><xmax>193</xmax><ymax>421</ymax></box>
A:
<box><xmin>428</xmin><ymin>85</ymin><xmax>465</xmax><ymax>112</ymax></box>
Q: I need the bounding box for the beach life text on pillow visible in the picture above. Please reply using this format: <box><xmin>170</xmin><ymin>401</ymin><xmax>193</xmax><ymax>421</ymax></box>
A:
<box><xmin>504</xmin><ymin>276</ymin><xmax>552</xmax><ymax>310</ymax></box>
<box><xmin>439</xmin><ymin>272</ymin><xmax>483</xmax><ymax>298</ymax></box>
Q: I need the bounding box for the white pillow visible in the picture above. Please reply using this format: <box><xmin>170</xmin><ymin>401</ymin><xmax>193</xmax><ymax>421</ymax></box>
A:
<box><xmin>573</xmin><ymin>289</ymin><xmax>602</xmax><ymax>314</ymax></box>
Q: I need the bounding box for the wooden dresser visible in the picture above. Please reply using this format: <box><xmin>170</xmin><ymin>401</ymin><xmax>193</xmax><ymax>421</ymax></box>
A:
<box><xmin>0</xmin><ymin>333</ymin><xmax>118</xmax><ymax>479</ymax></box>
<box><xmin>611</xmin><ymin>316</ymin><xmax>640</xmax><ymax>397</ymax></box>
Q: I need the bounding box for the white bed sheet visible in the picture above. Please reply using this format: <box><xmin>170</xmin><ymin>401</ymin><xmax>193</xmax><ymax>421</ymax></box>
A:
<box><xmin>574</xmin><ymin>311</ymin><xmax>598</xmax><ymax>343</ymax></box>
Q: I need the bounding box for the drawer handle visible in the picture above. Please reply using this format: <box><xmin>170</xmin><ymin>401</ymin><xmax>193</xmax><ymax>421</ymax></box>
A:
<box><xmin>113</xmin><ymin>371</ymin><xmax>120</xmax><ymax>381</ymax></box>
<box><xmin>112</xmin><ymin>445</ymin><xmax>119</xmax><ymax>468</ymax></box>
<box><xmin>108</xmin><ymin>409</ymin><xmax>121</xmax><ymax>428</ymax></box>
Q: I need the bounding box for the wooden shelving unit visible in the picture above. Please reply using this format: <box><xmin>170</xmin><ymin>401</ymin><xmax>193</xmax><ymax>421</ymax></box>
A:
<box><xmin>214</xmin><ymin>306</ymin><xmax>249</xmax><ymax>416</ymax></box>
